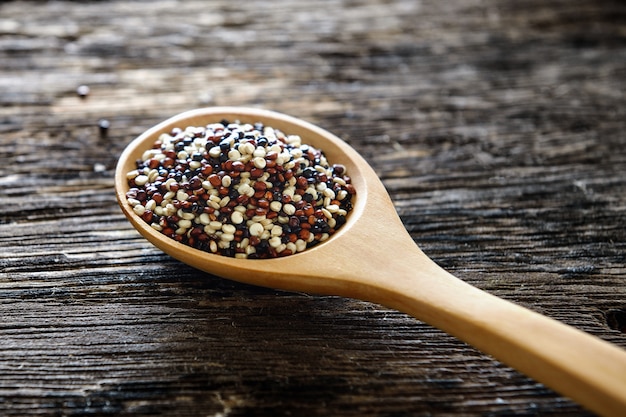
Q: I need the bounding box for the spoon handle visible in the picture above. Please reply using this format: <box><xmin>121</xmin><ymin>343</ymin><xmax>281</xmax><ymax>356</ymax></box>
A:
<box><xmin>358</xmin><ymin>252</ymin><xmax>626</xmax><ymax>417</ymax></box>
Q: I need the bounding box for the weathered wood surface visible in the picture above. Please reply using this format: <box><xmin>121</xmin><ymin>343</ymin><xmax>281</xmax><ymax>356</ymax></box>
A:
<box><xmin>1</xmin><ymin>0</ymin><xmax>625</xmax><ymax>415</ymax></box>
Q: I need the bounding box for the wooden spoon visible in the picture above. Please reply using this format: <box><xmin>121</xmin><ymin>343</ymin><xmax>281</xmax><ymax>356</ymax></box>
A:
<box><xmin>115</xmin><ymin>107</ymin><xmax>626</xmax><ymax>416</ymax></box>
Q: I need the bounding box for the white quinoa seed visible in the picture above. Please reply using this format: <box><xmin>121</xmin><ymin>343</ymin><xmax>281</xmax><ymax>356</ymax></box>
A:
<box><xmin>295</xmin><ymin>239</ymin><xmax>307</xmax><ymax>252</ymax></box>
<box><xmin>222</xmin><ymin>224</ymin><xmax>236</xmax><ymax>235</ymax></box>
<box><xmin>165</xmin><ymin>204</ymin><xmax>176</xmax><ymax>215</ymax></box>
<box><xmin>283</xmin><ymin>204</ymin><xmax>296</xmax><ymax>215</ymax></box>
<box><xmin>239</xmin><ymin>142</ymin><xmax>255</xmax><ymax>155</ymax></box>
<box><xmin>333</xmin><ymin>177</ymin><xmax>347</xmax><ymax>186</ymax></box>
<box><xmin>148</xmin><ymin>169</ymin><xmax>159</xmax><ymax>182</ymax></box>
<box><xmin>231</xmin><ymin>211</ymin><xmax>244</xmax><ymax>224</ymax></box>
<box><xmin>270</xmin><ymin>201</ymin><xmax>282</xmax><ymax>212</ymax></box>
<box><xmin>145</xmin><ymin>199</ymin><xmax>157</xmax><ymax>211</ymax></box>
<box><xmin>253</xmin><ymin>156</ymin><xmax>266</xmax><ymax>169</ymax></box>
<box><xmin>179</xmin><ymin>211</ymin><xmax>195</xmax><ymax>220</ymax></box>
<box><xmin>134</xmin><ymin>175</ymin><xmax>149</xmax><ymax>186</ymax></box>
<box><xmin>268</xmin><ymin>236</ymin><xmax>282</xmax><ymax>248</ymax></box>
<box><xmin>323</xmin><ymin>188</ymin><xmax>336</xmax><ymax>199</ymax></box>
<box><xmin>133</xmin><ymin>204</ymin><xmax>146</xmax><ymax>216</ymax></box>
<box><xmin>178</xmin><ymin>219</ymin><xmax>192</xmax><ymax>229</ymax></box>
<box><xmin>176</xmin><ymin>190</ymin><xmax>189</xmax><ymax>201</ymax></box>
<box><xmin>249</xmin><ymin>222</ymin><xmax>264</xmax><ymax>237</ymax></box>
<box><xmin>209</xmin><ymin>146</ymin><xmax>221</xmax><ymax>158</ymax></box>
<box><xmin>228</xmin><ymin>149</ymin><xmax>241</xmax><ymax>161</ymax></box>
<box><xmin>221</xmin><ymin>233</ymin><xmax>235</xmax><ymax>242</ymax></box>
<box><xmin>286</xmin><ymin>242</ymin><xmax>297</xmax><ymax>253</ymax></box>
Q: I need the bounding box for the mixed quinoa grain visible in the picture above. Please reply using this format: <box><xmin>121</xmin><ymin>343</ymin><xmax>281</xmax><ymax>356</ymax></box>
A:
<box><xmin>125</xmin><ymin>120</ymin><xmax>355</xmax><ymax>259</ymax></box>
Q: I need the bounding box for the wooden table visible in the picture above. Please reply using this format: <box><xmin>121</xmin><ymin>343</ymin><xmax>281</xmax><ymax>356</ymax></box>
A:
<box><xmin>1</xmin><ymin>0</ymin><xmax>625</xmax><ymax>415</ymax></box>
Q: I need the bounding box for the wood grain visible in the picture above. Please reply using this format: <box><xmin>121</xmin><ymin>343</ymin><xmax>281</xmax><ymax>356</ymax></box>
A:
<box><xmin>1</xmin><ymin>0</ymin><xmax>625</xmax><ymax>415</ymax></box>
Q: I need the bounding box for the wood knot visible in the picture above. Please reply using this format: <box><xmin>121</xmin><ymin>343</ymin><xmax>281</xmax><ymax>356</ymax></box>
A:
<box><xmin>606</xmin><ymin>309</ymin><xmax>626</xmax><ymax>334</ymax></box>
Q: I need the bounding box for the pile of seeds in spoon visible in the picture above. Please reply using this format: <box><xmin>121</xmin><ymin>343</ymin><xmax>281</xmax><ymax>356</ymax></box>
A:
<box><xmin>125</xmin><ymin>120</ymin><xmax>356</xmax><ymax>258</ymax></box>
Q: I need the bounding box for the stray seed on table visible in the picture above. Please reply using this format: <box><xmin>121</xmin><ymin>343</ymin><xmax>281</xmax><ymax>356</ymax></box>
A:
<box><xmin>98</xmin><ymin>119</ymin><xmax>110</xmax><ymax>139</ymax></box>
<box><xmin>77</xmin><ymin>85</ymin><xmax>90</xmax><ymax>99</ymax></box>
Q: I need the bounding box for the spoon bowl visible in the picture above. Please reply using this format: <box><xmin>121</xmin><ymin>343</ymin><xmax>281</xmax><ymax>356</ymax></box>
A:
<box><xmin>116</xmin><ymin>107</ymin><xmax>626</xmax><ymax>417</ymax></box>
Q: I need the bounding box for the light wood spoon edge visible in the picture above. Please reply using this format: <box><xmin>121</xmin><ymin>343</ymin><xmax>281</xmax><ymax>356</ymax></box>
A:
<box><xmin>115</xmin><ymin>107</ymin><xmax>626</xmax><ymax>416</ymax></box>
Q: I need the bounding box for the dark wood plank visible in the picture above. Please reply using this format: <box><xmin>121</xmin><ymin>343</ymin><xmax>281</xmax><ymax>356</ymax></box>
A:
<box><xmin>1</xmin><ymin>0</ymin><xmax>625</xmax><ymax>415</ymax></box>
